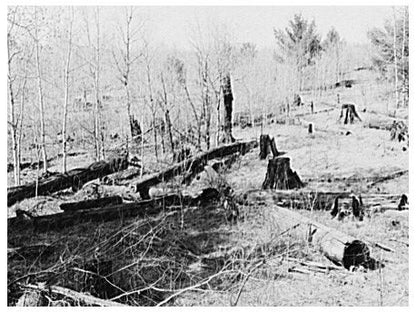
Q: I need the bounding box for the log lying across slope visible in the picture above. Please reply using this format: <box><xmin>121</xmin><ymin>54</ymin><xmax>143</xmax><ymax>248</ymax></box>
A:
<box><xmin>133</xmin><ymin>140</ymin><xmax>257</xmax><ymax>199</ymax></box>
<box><xmin>241</xmin><ymin>189</ymin><xmax>403</xmax><ymax>211</ymax></box>
<box><xmin>8</xmin><ymin>188</ymin><xmax>220</xmax><ymax>232</ymax></box>
<box><xmin>267</xmin><ymin>201</ymin><xmax>380</xmax><ymax>269</ymax></box>
<box><xmin>7</xmin><ymin>155</ymin><xmax>128</xmax><ymax>207</ymax></box>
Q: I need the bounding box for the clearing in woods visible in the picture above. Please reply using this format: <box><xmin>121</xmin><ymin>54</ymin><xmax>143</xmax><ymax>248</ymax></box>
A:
<box><xmin>7</xmin><ymin>101</ymin><xmax>408</xmax><ymax>306</ymax></box>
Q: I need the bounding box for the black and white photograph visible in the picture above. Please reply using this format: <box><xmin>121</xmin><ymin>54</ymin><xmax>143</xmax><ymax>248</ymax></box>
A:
<box><xmin>6</xmin><ymin>2</ymin><xmax>411</xmax><ymax>307</ymax></box>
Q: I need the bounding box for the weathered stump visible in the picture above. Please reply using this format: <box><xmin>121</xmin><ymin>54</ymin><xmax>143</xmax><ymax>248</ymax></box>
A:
<box><xmin>259</xmin><ymin>134</ymin><xmax>279</xmax><ymax>159</ymax></box>
<box><xmin>308</xmin><ymin>123</ymin><xmax>314</xmax><ymax>134</ymax></box>
<box><xmin>339</xmin><ymin>103</ymin><xmax>361</xmax><ymax>124</ymax></box>
<box><xmin>262</xmin><ymin>157</ymin><xmax>303</xmax><ymax>190</ymax></box>
<box><xmin>259</xmin><ymin>135</ymin><xmax>271</xmax><ymax>159</ymax></box>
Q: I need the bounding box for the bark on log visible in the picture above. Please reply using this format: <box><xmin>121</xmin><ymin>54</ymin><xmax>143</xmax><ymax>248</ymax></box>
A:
<box><xmin>262</xmin><ymin>157</ymin><xmax>303</xmax><ymax>190</ymax></box>
<box><xmin>270</xmin><ymin>205</ymin><xmax>380</xmax><ymax>269</ymax></box>
<box><xmin>7</xmin><ymin>155</ymin><xmax>128</xmax><ymax>207</ymax></box>
<box><xmin>19</xmin><ymin>284</ymin><xmax>127</xmax><ymax>307</ymax></box>
<box><xmin>8</xmin><ymin>188</ymin><xmax>220</xmax><ymax>232</ymax></box>
<box><xmin>60</xmin><ymin>196</ymin><xmax>123</xmax><ymax>212</ymax></box>
<box><xmin>133</xmin><ymin>140</ymin><xmax>256</xmax><ymax>199</ymax></box>
<box><xmin>240</xmin><ymin>189</ymin><xmax>403</xmax><ymax>211</ymax></box>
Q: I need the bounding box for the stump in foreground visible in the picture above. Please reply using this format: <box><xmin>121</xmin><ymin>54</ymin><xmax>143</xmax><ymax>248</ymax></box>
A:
<box><xmin>262</xmin><ymin>157</ymin><xmax>304</xmax><ymax>190</ymax></box>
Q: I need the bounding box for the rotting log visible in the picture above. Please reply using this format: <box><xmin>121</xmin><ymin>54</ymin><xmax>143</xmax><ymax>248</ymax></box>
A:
<box><xmin>238</xmin><ymin>189</ymin><xmax>403</xmax><ymax>211</ymax></box>
<box><xmin>7</xmin><ymin>155</ymin><xmax>128</xmax><ymax>207</ymax></box>
<box><xmin>60</xmin><ymin>196</ymin><xmax>123</xmax><ymax>212</ymax></box>
<box><xmin>262</xmin><ymin>157</ymin><xmax>303</xmax><ymax>190</ymax></box>
<box><xmin>18</xmin><ymin>283</ymin><xmax>127</xmax><ymax>307</ymax></box>
<box><xmin>8</xmin><ymin>188</ymin><xmax>220</xmax><ymax>232</ymax></box>
<box><xmin>133</xmin><ymin>140</ymin><xmax>257</xmax><ymax>199</ymax></box>
<box><xmin>210</xmin><ymin>153</ymin><xmax>240</xmax><ymax>172</ymax></box>
<box><xmin>269</xmin><ymin>205</ymin><xmax>380</xmax><ymax>270</ymax></box>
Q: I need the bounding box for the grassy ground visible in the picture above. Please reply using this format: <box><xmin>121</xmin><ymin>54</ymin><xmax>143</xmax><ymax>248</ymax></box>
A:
<box><xmin>7</xmin><ymin>100</ymin><xmax>408</xmax><ymax>306</ymax></box>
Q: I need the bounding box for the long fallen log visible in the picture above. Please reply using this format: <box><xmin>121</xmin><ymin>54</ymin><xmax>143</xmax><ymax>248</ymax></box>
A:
<box><xmin>7</xmin><ymin>155</ymin><xmax>128</xmax><ymax>207</ymax></box>
<box><xmin>132</xmin><ymin>140</ymin><xmax>257</xmax><ymax>199</ymax></box>
<box><xmin>60</xmin><ymin>196</ymin><xmax>123</xmax><ymax>212</ymax></box>
<box><xmin>8</xmin><ymin>188</ymin><xmax>220</xmax><ymax>231</ymax></box>
<box><xmin>19</xmin><ymin>283</ymin><xmax>127</xmax><ymax>307</ymax></box>
<box><xmin>240</xmin><ymin>189</ymin><xmax>403</xmax><ymax>211</ymax></box>
<box><xmin>269</xmin><ymin>204</ymin><xmax>381</xmax><ymax>270</ymax></box>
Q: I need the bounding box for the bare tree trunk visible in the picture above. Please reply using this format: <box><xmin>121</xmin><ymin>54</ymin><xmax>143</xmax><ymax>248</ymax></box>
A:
<box><xmin>34</xmin><ymin>9</ymin><xmax>48</xmax><ymax>174</ymax></box>
<box><xmin>62</xmin><ymin>7</ymin><xmax>74</xmax><ymax>173</ymax></box>
<box><xmin>393</xmin><ymin>7</ymin><xmax>399</xmax><ymax>109</ymax></box>
<box><xmin>401</xmin><ymin>7</ymin><xmax>407</xmax><ymax>107</ymax></box>
<box><xmin>203</xmin><ymin>61</ymin><xmax>211</xmax><ymax>150</ymax></box>
<box><xmin>93</xmin><ymin>7</ymin><xmax>103</xmax><ymax>161</ymax></box>
<box><xmin>160</xmin><ymin>73</ymin><xmax>175</xmax><ymax>153</ymax></box>
<box><xmin>222</xmin><ymin>72</ymin><xmax>235</xmax><ymax>143</ymax></box>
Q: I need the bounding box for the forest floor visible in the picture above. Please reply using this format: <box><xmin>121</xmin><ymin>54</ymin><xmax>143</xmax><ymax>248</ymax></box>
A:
<box><xmin>7</xmin><ymin>102</ymin><xmax>409</xmax><ymax>306</ymax></box>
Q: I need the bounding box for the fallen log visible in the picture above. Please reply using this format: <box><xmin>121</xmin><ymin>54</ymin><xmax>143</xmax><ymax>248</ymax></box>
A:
<box><xmin>366</xmin><ymin>170</ymin><xmax>408</xmax><ymax>188</ymax></box>
<box><xmin>18</xmin><ymin>283</ymin><xmax>127</xmax><ymax>307</ymax></box>
<box><xmin>239</xmin><ymin>189</ymin><xmax>403</xmax><ymax>211</ymax></box>
<box><xmin>132</xmin><ymin>140</ymin><xmax>257</xmax><ymax>199</ymax></box>
<box><xmin>8</xmin><ymin>188</ymin><xmax>220</xmax><ymax>231</ymax></box>
<box><xmin>269</xmin><ymin>205</ymin><xmax>380</xmax><ymax>270</ymax></box>
<box><xmin>60</xmin><ymin>196</ymin><xmax>123</xmax><ymax>212</ymax></box>
<box><xmin>7</xmin><ymin>155</ymin><xmax>128</xmax><ymax>207</ymax></box>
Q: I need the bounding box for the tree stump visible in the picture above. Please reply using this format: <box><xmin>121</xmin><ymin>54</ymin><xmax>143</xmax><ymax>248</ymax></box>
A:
<box><xmin>262</xmin><ymin>157</ymin><xmax>304</xmax><ymax>190</ymax></box>
<box><xmin>259</xmin><ymin>134</ymin><xmax>279</xmax><ymax>159</ymax></box>
<box><xmin>308</xmin><ymin>123</ymin><xmax>314</xmax><ymax>134</ymax></box>
<box><xmin>259</xmin><ymin>134</ymin><xmax>271</xmax><ymax>159</ymax></box>
<box><xmin>339</xmin><ymin>104</ymin><xmax>361</xmax><ymax>124</ymax></box>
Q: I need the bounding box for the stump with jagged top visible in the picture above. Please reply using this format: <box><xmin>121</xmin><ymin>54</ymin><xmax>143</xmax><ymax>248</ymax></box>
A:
<box><xmin>262</xmin><ymin>157</ymin><xmax>304</xmax><ymax>190</ymax></box>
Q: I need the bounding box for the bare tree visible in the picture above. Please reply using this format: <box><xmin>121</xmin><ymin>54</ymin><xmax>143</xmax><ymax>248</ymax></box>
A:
<box><xmin>33</xmin><ymin>7</ymin><xmax>48</xmax><ymax>173</ymax></box>
<box><xmin>113</xmin><ymin>7</ymin><xmax>143</xmax><ymax>146</ymax></box>
<box><xmin>62</xmin><ymin>7</ymin><xmax>74</xmax><ymax>173</ymax></box>
<box><xmin>392</xmin><ymin>7</ymin><xmax>399</xmax><ymax>109</ymax></box>
<box><xmin>84</xmin><ymin>7</ymin><xmax>104</xmax><ymax>160</ymax></box>
<box><xmin>7</xmin><ymin>7</ymin><xmax>22</xmax><ymax>185</ymax></box>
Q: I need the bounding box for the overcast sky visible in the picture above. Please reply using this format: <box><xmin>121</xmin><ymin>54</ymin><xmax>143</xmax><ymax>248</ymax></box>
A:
<box><xmin>131</xmin><ymin>6</ymin><xmax>395</xmax><ymax>49</ymax></box>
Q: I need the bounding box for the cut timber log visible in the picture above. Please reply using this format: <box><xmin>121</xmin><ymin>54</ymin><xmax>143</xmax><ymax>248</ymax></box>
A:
<box><xmin>60</xmin><ymin>196</ymin><xmax>123</xmax><ymax>212</ymax></box>
<box><xmin>210</xmin><ymin>153</ymin><xmax>240</xmax><ymax>172</ymax></box>
<box><xmin>262</xmin><ymin>157</ymin><xmax>303</xmax><ymax>190</ymax></box>
<box><xmin>8</xmin><ymin>188</ymin><xmax>220</xmax><ymax>231</ymax></box>
<box><xmin>19</xmin><ymin>283</ymin><xmax>127</xmax><ymax>307</ymax></box>
<box><xmin>240</xmin><ymin>189</ymin><xmax>403</xmax><ymax>211</ymax></box>
<box><xmin>7</xmin><ymin>155</ymin><xmax>128</xmax><ymax>207</ymax></box>
<box><xmin>270</xmin><ymin>205</ymin><xmax>380</xmax><ymax>270</ymax></box>
<box><xmin>133</xmin><ymin>140</ymin><xmax>256</xmax><ymax>199</ymax></box>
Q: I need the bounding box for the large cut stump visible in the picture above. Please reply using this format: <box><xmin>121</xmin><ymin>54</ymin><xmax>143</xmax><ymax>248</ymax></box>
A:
<box><xmin>339</xmin><ymin>103</ymin><xmax>361</xmax><ymax>124</ymax></box>
<box><xmin>262</xmin><ymin>157</ymin><xmax>303</xmax><ymax>190</ymax></box>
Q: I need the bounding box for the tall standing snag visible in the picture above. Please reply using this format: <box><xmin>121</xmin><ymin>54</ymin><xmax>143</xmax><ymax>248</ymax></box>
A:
<box><xmin>222</xmin><ymin>73</ymin><xmax>235</xmax><ymax>143</ymax></box>
<box><xmin>262</xmin><ymin>157</ymin><xmax>303</xmax><ymax>190</ymax></box>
